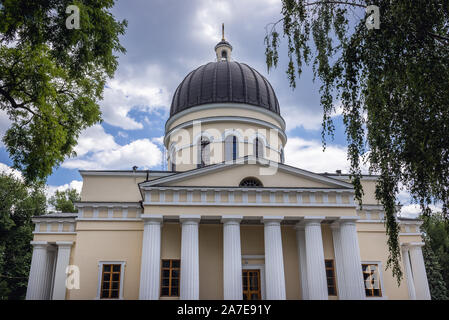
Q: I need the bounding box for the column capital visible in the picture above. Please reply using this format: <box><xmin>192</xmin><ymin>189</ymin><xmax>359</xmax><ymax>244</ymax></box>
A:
<box><xmin>339</xmin><ymin>216</ymin><xmax>359</xmax><ymax>224</ymax></box>
<box><xmin>221</xmin><ymin>215</ymin><xmax>243</xmax><ymax>224</ymax></box>
<box><xmin>55</xmin><ymin>241</ymin><xmax>74</xmax><ymax>248</ymax></box>
<box><xmin>302</xmin><ymin>216</ymin><xmax>325</xmax><ymax>226</ymax></box>
<box><xmin>141</xmin><ymin>214</ymin><xmax>163</xmax><ymax>224</ymax></box>
<box><xmin>261</xmin><ymin>216</ymin><xmax>284</xmax><ymax>225</ymax></box>
<box><xmin>179</xmin><ymin>215</ymin><xmax>201</xmax><ymax>224</ymax></box>
<box><xmin>401</xmin><ymin>242</ymin><xmax>425</xmax><ymax>249</ymax></box>
<box><xmin>30</xmin><ymin>241</ymin><xmax>48</xmax><ymax>249</ymax></box>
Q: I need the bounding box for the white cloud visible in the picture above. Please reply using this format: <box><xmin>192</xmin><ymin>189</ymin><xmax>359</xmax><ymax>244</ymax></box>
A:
<box><xmin>46</xmin><ymin>180</ymin><xmax>83</xmax><ymax>199</ymax></box>
<box><xmin>73</xmin><ymin>125</ymin><xmax>118</xmax><ymax>157</ymax></box>
<box><xmin>100</xmin><ymin>64</ymin><xmax>174</xmax><ymax>130</ymax></box>
<box><xmin>151</xmin><ymin>136</ymin><xmax>164</xmax><ymax>145</ymax></box>
<box><xmin>0</xmin><ymin>109</ymin><xmax>11</xmax><ymax>147</ymax></box>
<box><xmin>284</xmin><ymin>137</ymin><xmax>349</xmax><ymax>173</ymax></box>
<box><xmin>63</xmin><ymin>125</ymin><xmax>162</xmax><ymax>170</ymax></box>
<box><xmin>0</xmin><ymin>162</ymin><xmax>23</xmax><ymax>180</ymax></box>
<box><xmin>282</xmin><ymin>101</ymin><xmax>343</xmax><ymax>132</ymax></box>
<box><xmin>399</xmin><ymin>204</ymin><xmax>442</xmax><ymax>219</ymax></box>
<box><xmin>117</xmin><ymin>131</ymin><xmax>128</xmax><ymax>138</ymax></box>
<box><xmin>282</xmin><ymin>105</ymin><xmax>324</xmax><ymax>131</ymax></box>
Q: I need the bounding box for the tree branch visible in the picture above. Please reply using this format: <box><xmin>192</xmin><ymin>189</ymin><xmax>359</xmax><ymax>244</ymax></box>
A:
<box><xmin>265</xmin><ymin>0</ymin><xmax>366</xmax><ymax>35</ymax></box>
<box><xmin>0</xmin><ymin>88</ymin><xmax>40</xmax><ymax>118</ymax></box>
<box><xmin>427</xmin><ymin>31</ymin><xmax>449</xmax><ymax>44</ymax></box>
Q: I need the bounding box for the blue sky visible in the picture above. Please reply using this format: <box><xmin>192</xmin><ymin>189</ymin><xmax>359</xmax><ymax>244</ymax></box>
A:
<box><xmin>0</xmin><ymin>0</ymin><xmax>428</xmax><ymax>216</ymax></box>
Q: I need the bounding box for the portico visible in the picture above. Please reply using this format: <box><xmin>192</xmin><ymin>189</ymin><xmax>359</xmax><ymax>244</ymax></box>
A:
<box><xmin>137</xmin><ymin>212</ymin><xmax>368</xmax><ymax>300</ymax></box>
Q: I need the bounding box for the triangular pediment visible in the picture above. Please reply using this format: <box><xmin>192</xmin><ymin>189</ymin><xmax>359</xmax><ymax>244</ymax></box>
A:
<box><xmin>139</xmin><ymin>157</ymin><xmax>353</xmax><ymax>189</ymax></box>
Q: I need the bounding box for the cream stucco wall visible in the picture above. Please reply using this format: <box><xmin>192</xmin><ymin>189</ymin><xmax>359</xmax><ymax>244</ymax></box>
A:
<box><xmin>80</xmin><ymin>175</ymin><xmax>146</xmax><ymax>202</ymax></box>
<box><xmin>66</xmin><ymin>221</ymin><xmax>143</xmax><ymax>300</ymax></box>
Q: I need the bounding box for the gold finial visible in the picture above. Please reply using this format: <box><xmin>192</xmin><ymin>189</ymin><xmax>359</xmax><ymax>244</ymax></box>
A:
<box><xmin>222</xmin><ymin>23</ymin><xmax>225</xmax><ymax>41</ymax></box>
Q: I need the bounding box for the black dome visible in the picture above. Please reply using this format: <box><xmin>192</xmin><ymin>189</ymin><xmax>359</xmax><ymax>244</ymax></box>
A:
<box><xmin>170</xmin><ymin>61</ymin><xmax>280</xmax><ymax>117</ymax></box>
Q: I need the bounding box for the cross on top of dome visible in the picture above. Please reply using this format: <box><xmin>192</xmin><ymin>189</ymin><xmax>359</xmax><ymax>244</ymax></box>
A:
<box><xmin>215</xmin><ymin>23</ymin><xmax>232</xmax><ymax>62</ymax></box>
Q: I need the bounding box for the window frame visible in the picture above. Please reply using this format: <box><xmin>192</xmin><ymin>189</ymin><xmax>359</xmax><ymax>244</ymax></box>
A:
<box><xmin>361</xmin><ymin>261</ymin><xmax>386</xmax><ymax>299</ymax></box>
<box><xmin>254</xmin><ymin>137</ymin><xmax>264</xmax><ymax>158</ymax></box>
<box><xmin>242</xmin><ymin>264</ymin><xmax>266</xmax><ymax>300</ymax></box>
<box><xmin>160</xmin><ymin>259</ymin><xmax>181</xmax><ymax>298</ymax></box>
<box><xmin>96</xmin><ymin>261</ymin><xmax>126</xmax><ymax>300</ymax></box>
<box><xmin>325</xmin><ymin>259</ymin><xmax>337</xmax><ymax>296</ymax></box>
<box><xmin>224</xmin><ymin>134</ymin><xmax>238</xmax><ymax>162</ymax></box>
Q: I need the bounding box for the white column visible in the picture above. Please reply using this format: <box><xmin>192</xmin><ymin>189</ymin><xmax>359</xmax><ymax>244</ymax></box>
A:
<box><xmin>262</xmin><ymin>216</ymin><xmax>286</xmax><ymax>300</ymax></box>
<box><xmin>52</xmin><ymin>241</ymin><xmax>73</xmax><ymax>300</ymax></box>
<box><xmin>409</xmin><ymin>243</ymin><xmax>431</xmax><ymax>300</ymax></box>
<box><xmin>330</xmin><ymin>222</ymin><xmax>347</xmax><ymax>299</ymax></box>
<box><xmin>26</xmin><ymin>241</ymin><xmax>51</xmax><ymax>300</ymax></box>
<box><xmin>294</xmin><ymin>224</ymin><xmax>309</xmax><ymax>300</ymax></box>
<box><xmin>222</xmin><ymin>216</ymin><xmax>243</xmax><ymax>300</ymax></box>
<box><xmin>401</xmin><ymin>245</ymin><xmax>416</xmax><ymax>300</ymax></box>
<box><xmin>180</xmin><ymin>215</ymin><xmax>200</xmax><ymax>300</ymax></box>
<box><xmin>303</xmin><ymin>217</ymin><xmax>328</xmax><ymax>300</ymax></box>
<box><xmin>139</xmin><ymin>215</ymin><xmax>163</xmax><ymax>300</ymax></box>
<box><xmin>339</xmin><ymin>217</ymin><xmax>366</xmax><ymax>300</ymax></box>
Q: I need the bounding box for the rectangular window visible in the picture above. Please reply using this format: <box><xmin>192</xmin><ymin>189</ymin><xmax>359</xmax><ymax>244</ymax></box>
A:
<box><xmin>325</xmin><ymin>260</ymin><xmax>337</xmax><ymax>296</ymax></box>
<box><xmin>242</xmin><ymin>269</ymin><xmax>261</xmax><ymax>300</ymax></box>
<box><xmin>160</xmin><ymin>259</ymin><xmax>180</xmax><ymax>297</ymax></box>
<box><xmin>100</xmin><ymin>264</ymin><xmax>122</xmax><ymax>299</ymax></box>
<box><xmin>362</xmin><ymin>264</ymin><xmax>382</xmax><ymax>297</ymax></box>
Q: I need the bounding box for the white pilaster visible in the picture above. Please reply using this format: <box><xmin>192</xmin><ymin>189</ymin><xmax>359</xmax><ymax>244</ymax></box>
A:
<box><xmin>294</xmin><ymin>224</ymin><xmax>309</xmax><ymax>300</ymax></box>
<box><xmin>180</xmin><ymin>215</ymin><xmax>200</xmax><ymax>300</ymax></box>
<box><xmin>303</xmin><ymin>217</ymin><xmax>328</xmax><ymax>300</ymax></box>
<box><xmin>401</xmin><ymin>245</ymin><xmax>416</xmax><ymax>300</ymax></box>
<box><xmin>139</xmin><ymin>215</ymin><xmax>163</xmax><ymax>300</ymax></box>
<box><xmin>52</xmin><ymin>241</ymin><xmax>74</xmax><ymax>300</ymax></box>
<box><xmin>330</xmin><ymin>222</ymin><xmax>347</xmax><ymax>299</ymax></box>
<box><xmin>409</xmin><ymin>243</ymin><xmax>431</xmax><ymax>300</ymax></box>
<box><xmin>26</xmin><ymin>242</ymin><xmax>51</xmax><ymax>300</ymax></box>
<box><xmin>222</xmin><ymin>215</ymin><xmax>243</xmax><ymax>300</ymax></box>
<box><xmin>262</xmin><ymin>216</ymin><xmax>286</xmax><ymax>300</ymax></box>
<box><xmin>339</xmin><ymin>217</ymin><xmax>366</xmax><ymax>300</ymax></box>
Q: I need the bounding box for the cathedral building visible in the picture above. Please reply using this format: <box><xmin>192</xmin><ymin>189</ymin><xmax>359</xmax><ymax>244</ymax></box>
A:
<box><xmin>25</xmin><ymin>33</ymin><xmax>430</xmax><ymax>300</ymax></box>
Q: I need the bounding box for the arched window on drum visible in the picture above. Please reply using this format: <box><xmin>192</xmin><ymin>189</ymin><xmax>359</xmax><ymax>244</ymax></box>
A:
<box><xmin>253</xmin><ymin>137</ymin><xmax>264</xmax><ymax>158</ymax></box>
<box><xmin>224</xmin><ymin>135</ymin><xmax>238</xmax><ymax>161</ymax></box>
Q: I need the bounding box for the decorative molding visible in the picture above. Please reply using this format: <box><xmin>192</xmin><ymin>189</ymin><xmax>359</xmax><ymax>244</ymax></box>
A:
<box><xmin>79</xmin><ymin>171</ymin><xmax>173</xmax><ymax>177</ymax></box>
<box><xmin>139</xmin><ymin>156</ymin><xmax>354</xmax><ymax>189</ymax></box>
<box><xmin>141</xmin><ymin>186</ymin><xmax>356</xmax><ymax>208</ymax></box>
<box><xmin>164</xmin><ymin>103</ymin><xmax>287</xmax><ymax>134</ymax></box>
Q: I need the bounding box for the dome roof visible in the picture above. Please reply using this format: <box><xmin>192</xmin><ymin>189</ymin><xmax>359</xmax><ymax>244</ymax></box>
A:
<box><xmin>169</xmin><ymin>61</ymin><xmax>280</xmax><ymax>117</ymax></box>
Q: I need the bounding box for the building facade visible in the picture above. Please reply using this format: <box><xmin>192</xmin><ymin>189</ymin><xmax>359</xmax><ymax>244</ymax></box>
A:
<box><xmin>26</xmin><ymin>36</ymin><xmax>430</xmax><ymax>300</ymax></box>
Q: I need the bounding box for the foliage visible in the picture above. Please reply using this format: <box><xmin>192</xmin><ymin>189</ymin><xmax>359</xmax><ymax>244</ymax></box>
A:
<box><xmin>265</xmin><ymin>0</ymin><xmax>449</xmax><ymax>283</ymax></box>
<box><xmin>0</xmin><ymin>0</ymin><xmax>127</xmax><ymax>183</ymax></box>
<box><xmin>422</xmin><ymin>235</ymin><xmax>448</xmax><ymax>300</ymax></box>
<box><xmin>0</xmin><ymin>173</ymin><xmax>46</xmax><ymax>300</ymax></box>
<box><xmin>48</xmin><ymin>188</ymin><xmax>80</xmax><ymax>213</ymax></box>
<box><xmin>421</xmin><ymin>213</ymin><xmax>449</xmax><ymax>296</ymax></box>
